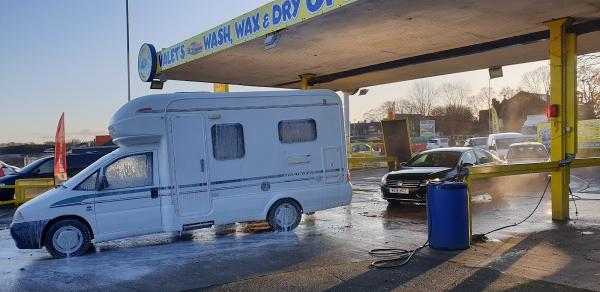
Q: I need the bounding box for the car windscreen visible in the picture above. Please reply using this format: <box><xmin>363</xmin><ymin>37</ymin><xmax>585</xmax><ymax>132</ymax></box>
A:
<box><xmin>506</xmin><ymin>145</ymin><xmax>548</xmax><ymax>160</ymax></box>
<box><xmin>17</xmin><ymin>157</ymin><xmax>50</xmax><ymax>174</ymax></box>
<box><xmin>67</xmin><ymin>154</ymin><xmax>104</xmax><ymax>169</ymax></box>
<box><xmin>471</xmin><ymin>138</ymin><xmax>487</xmax><ymax>146</ymax></box>
<box><xmin>496</xmin><ymin>137</ymin><xmax>527</xmax><ymax>149</ymax></box>
<box><xmin>404</xmin><ymin>151</ymin><xmax>462</xmax><ymax>168</ymax></box>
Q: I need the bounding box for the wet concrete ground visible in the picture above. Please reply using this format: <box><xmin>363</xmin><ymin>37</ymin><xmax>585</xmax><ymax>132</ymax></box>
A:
<box><xmin>0</xmin><ymin>168</ymin><xmax>598</xmax><ymax>291</ymax></box>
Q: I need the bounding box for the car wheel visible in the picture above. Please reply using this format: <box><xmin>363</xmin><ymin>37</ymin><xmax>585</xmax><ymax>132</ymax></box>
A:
<box><xmin>267</xmin><ymin>199</ymin><xmax>302</xmax><ymax>232</ymax></box>
<box><xmin>44</xmin><ymin>219</ymin><xmax>92</xmax><ymax>258</ymax></box>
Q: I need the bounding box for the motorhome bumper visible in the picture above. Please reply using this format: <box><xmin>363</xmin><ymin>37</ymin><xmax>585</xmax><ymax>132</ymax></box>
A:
<box><xmin>10</xmin><ymin>220</ymin><xmax>49</xmax><ymax>249</ymax></box>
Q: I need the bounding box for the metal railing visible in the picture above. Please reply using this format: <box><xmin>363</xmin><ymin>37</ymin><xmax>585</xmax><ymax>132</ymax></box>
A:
<box><xmin>0</xmin><ymin>178</ymin><xmax>55</xmax><ymax>206</ymax></box>
<box><xmin>348</xmin><ymin>156</ymin><xmax>399</xmax><ymax>171</ymax></box>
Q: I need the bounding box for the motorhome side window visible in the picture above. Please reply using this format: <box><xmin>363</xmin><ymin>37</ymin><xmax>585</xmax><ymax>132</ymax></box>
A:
<box><xmin>104</xmin><ymin>153</ymin><xmax>153</xmax><ymax>190</ymax></box>
<box><xmin>74</xmin><ymin>171</ymin><xmax>98</xmax><ymax>191</ymax></box>
<box><xmin>211</xmin><ymin>123</ymin><xmax>245</xmax><ymax>160</ymax></box>
<box><xmin>278</xmin><ymin>119</ymin><xmax>317</xmax><ymax>144</ymax></box>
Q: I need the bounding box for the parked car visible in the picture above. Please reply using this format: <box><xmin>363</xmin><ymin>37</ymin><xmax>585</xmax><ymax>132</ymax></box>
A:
<box><xmin>487</xmin><ymin>132</ymin><xmax>529</xmax><ymax>160</ymax></box>
<box><xmin>505</xmin><ymin>142</ymin><xmax>550</xmax><ymax>164</ymax></box>
<box><xmin>380</xmin><ymin>147</ymin><xmax>503</xmax><ymax>205</ymax></box>
<box><xmin>0</xmin><ymin>161</ymin><xmax>19</xmax><ymax>177</ymax></box>
<box><xmin>351</xmin><ymin>143</ymin><xmax>383</xmax><ymax>156</ymax></box>
<box><xmin>0</xmin><ymin>154</ymin><xmax>106</xmax><ymax>201</ymax></box>
<box><xmin>464</xmin><ymin>137</ymin><xmax>488</xmax><ymax>150</ymax></box>
<box><xmin>10</xmin><ymin>90</ymin><xmax>352</xmax><ymax>258</ymax></box>
<box><xmin>426</xmin><ymin>138</ymin><xmax>449</xmax><ymax>150</ymax></box>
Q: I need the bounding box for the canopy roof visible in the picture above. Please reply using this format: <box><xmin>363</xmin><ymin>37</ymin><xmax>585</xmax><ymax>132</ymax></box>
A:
<box><xmin>151</xmin><ymin>0</ymin><xmax>600</xmax><ymax>91</ymax></box>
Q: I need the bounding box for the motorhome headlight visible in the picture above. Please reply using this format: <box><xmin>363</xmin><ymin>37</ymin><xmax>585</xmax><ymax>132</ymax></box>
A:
<box><xmin>12</xmin><ymin>210</ymin><xmax>24</xmax><ymax>223</ymax></box>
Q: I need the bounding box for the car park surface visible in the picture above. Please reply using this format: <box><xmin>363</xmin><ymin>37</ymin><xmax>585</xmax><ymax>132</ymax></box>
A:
<box><xmin>2</xmin><ymin>168</ymin><xmax>598</xmax><ymax>291</ymax></box>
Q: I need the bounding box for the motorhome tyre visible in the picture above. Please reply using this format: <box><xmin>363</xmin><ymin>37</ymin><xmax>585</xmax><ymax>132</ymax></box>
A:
<box><xmin>267</xmin><ymin>199</ymin><xmax>302</xmax><ymax>232</ymax></box>
<box><xmin>44</xmin><ymin>219</ymin><xmax>92</xmax><ymax>258</ymax></box>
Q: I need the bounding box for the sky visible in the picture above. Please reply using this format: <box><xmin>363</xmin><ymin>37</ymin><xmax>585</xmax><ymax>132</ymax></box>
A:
<box><xmin>0</xmin><ymin>0</ymin><xmax>545</xmax><ymax>143</ymax></box>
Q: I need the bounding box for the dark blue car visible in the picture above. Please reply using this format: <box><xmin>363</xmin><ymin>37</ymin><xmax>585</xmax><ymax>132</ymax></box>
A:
<box><xmin>0</xmin><ymin>154</ymin><xmax>106</xmax><ymax>201</ymax></box>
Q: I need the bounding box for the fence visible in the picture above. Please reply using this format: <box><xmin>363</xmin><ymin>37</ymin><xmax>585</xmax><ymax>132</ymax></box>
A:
<box><xmin>0</xmin><ymin>178</ymin><xmax>55</xmax><ymax>206</ymax></box>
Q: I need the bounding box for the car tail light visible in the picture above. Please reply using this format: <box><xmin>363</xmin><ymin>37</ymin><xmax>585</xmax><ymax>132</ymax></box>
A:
<box><xmin>346</xmin><ymin>170</ymin><xmax>352</xmax><ymax>182</ymax></box>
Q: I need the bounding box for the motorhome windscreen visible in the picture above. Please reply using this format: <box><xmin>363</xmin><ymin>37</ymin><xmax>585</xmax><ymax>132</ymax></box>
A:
<box><xmin>104</xmin><ymin>153</ymin><xmax>153</xmax><ymax>189</ymax></box>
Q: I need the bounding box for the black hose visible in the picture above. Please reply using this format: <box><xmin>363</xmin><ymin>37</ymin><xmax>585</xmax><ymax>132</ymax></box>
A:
<box><xmin>474</xmin><ymin>177</ymin><xmax>551</xmax><ymax>238</ymax></box>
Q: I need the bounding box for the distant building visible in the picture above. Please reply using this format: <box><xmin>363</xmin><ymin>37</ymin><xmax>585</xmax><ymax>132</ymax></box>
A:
<box><xmin>95</xmin><ymin>135</ymin><xmax>114</xmax><ymax>147</ymax></box>
<box><xmin>493</xmin><ymin>91</ymin><xmax>548</xmax><ymax>132</ymax></box>
<box><xmin>351</xmin><ymin>121</ymin><xmax>382</xmax><ymax>141</ymax></box>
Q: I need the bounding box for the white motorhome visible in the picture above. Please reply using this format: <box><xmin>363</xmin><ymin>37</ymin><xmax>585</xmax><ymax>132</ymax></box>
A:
<box><xmin>10</xmin><ymin>90</ymin><xmax>352</xmax><ymax>258</ymax></box>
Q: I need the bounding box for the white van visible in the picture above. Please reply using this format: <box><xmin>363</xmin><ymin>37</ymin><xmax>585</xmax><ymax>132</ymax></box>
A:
<box><xmin>487</xmin><ymin>132</ymin><xmax>528</xmax><ymax>160</ymax></box>
<box><xmin>10</xmin><ymin>90</ymin><xmax>352</xmax><ymax>258</ymax></box>
<box><xmin>426</xmin><ymin>138</ymin><xmax>449</xmax><ymax>150</ymax></box>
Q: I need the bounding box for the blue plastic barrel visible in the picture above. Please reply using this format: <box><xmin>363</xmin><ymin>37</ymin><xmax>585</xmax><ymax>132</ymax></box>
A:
<box><xmin>427</xmin><ymin>182</ymin><xmax>470</xmax><ymax>250</ymax></box>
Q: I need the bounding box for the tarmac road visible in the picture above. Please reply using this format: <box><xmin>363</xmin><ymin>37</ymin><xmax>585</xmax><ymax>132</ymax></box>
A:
<box><xmin>0</xmin><ymin>168</ymin><xmax>598</xmax><ymax>291</ymax></box>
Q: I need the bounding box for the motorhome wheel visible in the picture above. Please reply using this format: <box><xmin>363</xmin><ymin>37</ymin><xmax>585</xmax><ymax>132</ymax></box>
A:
<box><xmin>44</xmin><ymin>219</ymin><xmax>92</xmax><ymax>258</ymax></box>
<box><xmin>267</xmin><ymin>199</ymin><xmax>302</xmax><ymax>232</ymax></box>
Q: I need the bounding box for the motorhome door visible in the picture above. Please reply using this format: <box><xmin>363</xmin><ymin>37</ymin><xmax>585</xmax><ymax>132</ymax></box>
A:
<box><xmin>169</xmin><ymin>115</ymin><xmax>211</xmax><ymax>217</ymax></box>
<box><xmin>322</xmin><ymin>146</ymin><xmax>343</xmax><ymax>183</ymax></box>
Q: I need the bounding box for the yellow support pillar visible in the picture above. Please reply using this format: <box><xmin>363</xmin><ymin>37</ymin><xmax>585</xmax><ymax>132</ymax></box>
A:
<box><xmin>545</xmin><ymin>18</ymin><xmax>576</xmax><ymax>221</ymax></box>
<box><xmin>214</xmin><ymin>83</ymin><xmax>229</xmax><ymax>93</ymax></box>
<box><xmin>300</xmin><ymin>74</ymin><xmax>315</xmax><ymax>90</ymax></box>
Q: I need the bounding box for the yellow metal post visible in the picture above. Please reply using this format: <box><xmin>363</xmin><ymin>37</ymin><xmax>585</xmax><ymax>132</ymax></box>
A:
<box><xmin>545</xmin><ymin>18</ymin><xmax>575</xmax><ymax>221</ymax></box>
<box><xmin>214</xmin><ymin>83</ymin><xmax>230</xmax><ymax>93</ymax></box>
<box><xmin>300</xmin><ymin>74</ymin><xmax>315</xmax><ymax>90</ymax></box>
<box><xmin>566</xmin><ymin>33</ymin><xmax>578</xmax><ymax>155</ymax></box>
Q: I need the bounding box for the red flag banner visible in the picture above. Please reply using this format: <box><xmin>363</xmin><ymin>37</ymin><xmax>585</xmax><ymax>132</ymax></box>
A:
<box><xmin>54</xmin><ymin>113</ymin><xmax>67</xmax><ymax>184</ymax></box>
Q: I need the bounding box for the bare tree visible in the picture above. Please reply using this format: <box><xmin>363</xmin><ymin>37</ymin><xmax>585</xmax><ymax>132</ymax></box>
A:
<box><xmin>362</xmin><ymin>100</ymin><xmax>396</xmax><ymax>122</ymax></box>
<box><xmin>430</xmin><ymin>104</ymin><xmax>475</xmax><ymax>136</ymax></box>
<box><xmin>577</xmin><ymin>53</ymin><xmax>600</xmax><ymax>118</ymax></box>
<box><xmin>399</xmin><ymin>80</ymin><xmax>437</xmax><ymax>116</ymax></box>
<box><xmin>469</xmin><ymin>87</ymin><xmax>496</xmax><ymax>113</ymax></box>
<box><xmin>579</xmin><ymin>53</ymin><xmax>600</xmax><ymax>67</ymax></box>
<box><xmin>499</xmin><ymin>86</ymin><xmax>515</xmax><ymax>100</ymax></box>
<box><xmin>520</xmin><ymin>65</ymin><xmax>550</xmax><ymax>95</ymax></box>
<box><xmin>440</xmin><ymin>81</ymin><xmax>471</xmax><ymax>107</ymax></box>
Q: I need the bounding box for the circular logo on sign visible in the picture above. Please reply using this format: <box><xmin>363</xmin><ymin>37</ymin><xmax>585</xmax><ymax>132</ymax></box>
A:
<box><xmin>138</xmin><ymin>43</ymin><xmax>157</xmax><ymax>82</ymax></box>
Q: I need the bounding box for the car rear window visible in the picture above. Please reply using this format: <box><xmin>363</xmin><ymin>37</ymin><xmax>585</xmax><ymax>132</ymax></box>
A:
<box><xmin>507</xmin><ymin>145</ymin><xmax>548</xmax><ymax>160</ymax></box>
<box><xmin>471</xmin><ymin>138</ymin><xmax>487</xmax><ymax>146</ymax></box>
